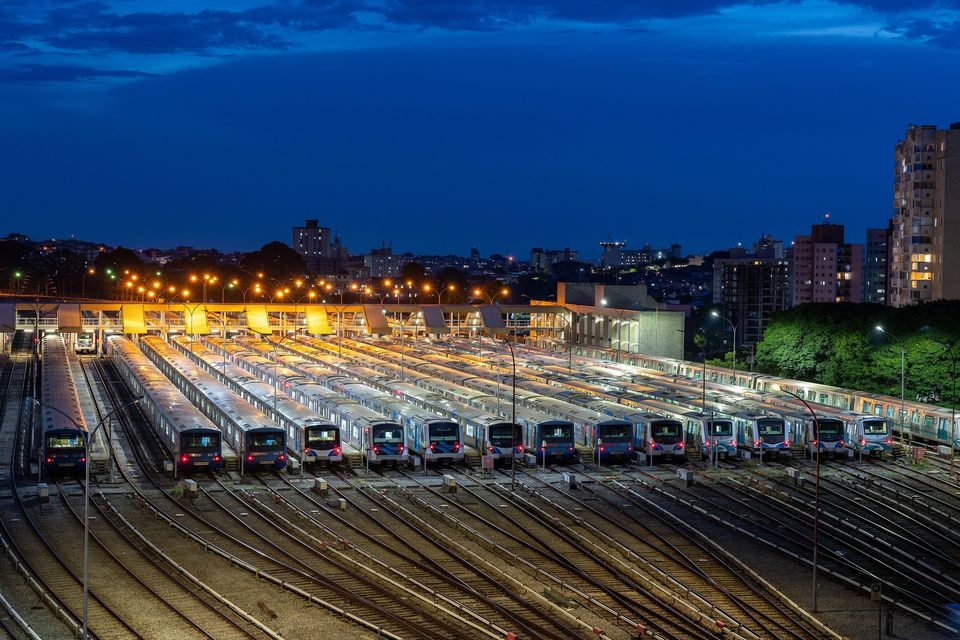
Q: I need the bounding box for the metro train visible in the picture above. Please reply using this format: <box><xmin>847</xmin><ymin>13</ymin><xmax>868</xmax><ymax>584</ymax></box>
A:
<box><xmin>40</xmin><ymin>334</ymin><xmax>88</xmax><ymax>475</ymax></box>
<box><xmin>106</xmin><ymin>335</ymin><xmax>224</xmax><ymax>473</ymax></box>
<box><xmin>840</xmin><ymin>412</ymin><xmax>894</xmax><ymax>458</ymax></box>
<box><xmin>790</xmin><ymin>414</ymin><xmax>850</xmax><ymax>459</ymax></box>
<box><xmin>140</xmin><ymin>336</ymin><xmax>287</xmax><ymax>472</ymax></box>
<box><xmin>734</xmin><ymin>413</ymin><xmax>792</xmax><ymax>459</ymax></box>
<box><xmin>75</xmin><ymin>332</ymin><xmax>97</xmax><ymax>354</ymax></box>
<box><xmin>170</xmin><ymin>336</ymin><xmax>342</xmax><ymax>468</ymax></box>
<box><xmin>213</xmin><ymin>337</ymin><xmax>409</xmax><ymax>467</ymax></box>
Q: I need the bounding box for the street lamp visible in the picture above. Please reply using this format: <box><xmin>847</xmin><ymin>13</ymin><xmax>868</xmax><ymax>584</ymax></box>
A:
<box><xmin>772</xmin><ymin>384</ymin><xmax>821</xmax><ymax>613</ymax></box>
<box><xmin>29</xmin><ymin>395</ymin><xmax>143</xmax><ymax>640</ymax></box>
<box><xmin>875</xmin><ymin>325</ymin><xmax>918</xmax><ymax>443</ymax></box>
<box><xmin>81</xmin><ymin>268</ymin><xmax>95</xmax><ymax>299</ymax></box>
<box><xmin>711</xmin><ymin>311</ymin><xmax>739</xmax><ymax>387</ymax></box>
<box><xmin>501</xmin><ymin>329</ymin><xmax>518</xmax><ymax>492</ymax></box>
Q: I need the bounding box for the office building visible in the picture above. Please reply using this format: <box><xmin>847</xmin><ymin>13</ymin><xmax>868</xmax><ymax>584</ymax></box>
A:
<box><xmin>791</xmin><ymin>218</ymin><xmax>863</xmax><ymax>305</ymax></box>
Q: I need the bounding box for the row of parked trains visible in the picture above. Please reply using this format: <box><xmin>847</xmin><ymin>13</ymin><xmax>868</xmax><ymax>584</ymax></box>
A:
<box><xmin>39</xmin><ymin>325</ymin><xmax>910</xmax><ymax>478</ymax></box>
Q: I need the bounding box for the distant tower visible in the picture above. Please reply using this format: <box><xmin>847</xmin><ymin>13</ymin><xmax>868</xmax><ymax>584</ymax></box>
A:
<box><xmin>292</xmin><ymin>219</ymin><xmax>332</xmax><ymax>273</ymax></box>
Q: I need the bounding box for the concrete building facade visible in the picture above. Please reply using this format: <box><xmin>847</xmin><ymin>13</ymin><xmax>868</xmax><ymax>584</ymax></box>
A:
<box><xmin>293</xmin><ymin>219</ymin><xmax>335</xmax><ymax>273</ymax></box>
<box><xmin>792</xmin><ymin>220</ymin><xmax>863</xmax><ymax>305</ymax></box>
<box><xmin>864</xmin><ymin>227</ymin><xmax>889</xmax><ymax>304</ymax></box>
<box><xmin>888</xmin><ymin>123</ymin><xmax>960</xmax><ymax>306</ymax></box>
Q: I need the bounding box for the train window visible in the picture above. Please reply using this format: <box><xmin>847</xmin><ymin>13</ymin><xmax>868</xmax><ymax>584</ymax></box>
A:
<box><xmin>923</xmin><ymin>416</ymin><xmax>934</xmax><ymax>429</ymax></box>
<box><xmin>249</xmin><ymin>433</ymin><xmax>282</xmax><ymax>449</ymax></box>
<box><xmin>886</xmin><ymin>407</ymin><xmax>894</xmax><ymax>418</ymax></box>
<box><xmin>912</xmin><ymin>412</ymin><xmax>920</xmax><ymax>425</ymax></box>
<box><xmin>874</xmin><ymin>405</ymin><xmax>882</xmax><ymax>416</ymax></box>
<box><xmin>862</xmin><ymin>401</ymin><xmax>871</xmax><ymax>413</ymax></box>
<box><xmin>47</xmin><ymin>433</ymin><xmax>85</xmax><ymax>449</ymax></box>
<box><xmin>862</xmin><ymin>420</ymin><xmax>887</xmax><ymax>435</ymax></box>
<box><xmin>941</xmin><ymin>418</ymin><xmax>949</xmax><ymax>432</ymax></box>
<box><xmin>183</xmin><ymin>434</ymin><xmax>218</xmax><ymax>450</ymax></box>
<box><xmin>819</xmin><ymin>393</ymin><xmax>829</xmax><ymax>404</ymax></box>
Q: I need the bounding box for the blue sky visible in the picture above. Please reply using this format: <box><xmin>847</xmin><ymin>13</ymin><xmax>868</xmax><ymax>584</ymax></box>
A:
<box><xmin>1</xmin><ymin>1</ymin><xmax>959</xmax><ymax>259</ymax></box>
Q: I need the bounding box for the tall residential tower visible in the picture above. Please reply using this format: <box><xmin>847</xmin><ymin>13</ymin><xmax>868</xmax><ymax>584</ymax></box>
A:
<box><xmin>888</xmin><ymin>123</ymin><xmax>960</xmax><ymax>306</ymax></box>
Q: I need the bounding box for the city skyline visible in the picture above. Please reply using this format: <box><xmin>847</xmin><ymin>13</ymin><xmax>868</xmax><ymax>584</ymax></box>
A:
<box><xmin>3</xmin><ymin>2</ymin><xmax>960</xmax><ymax>254</ymax></box>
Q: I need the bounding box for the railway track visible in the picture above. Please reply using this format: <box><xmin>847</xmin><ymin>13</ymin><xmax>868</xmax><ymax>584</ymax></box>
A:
<box><xmin>89</xmin><ymin>354</ymin><xmax>455</xmax><ymax>639</ymax></box>
<box><xmin>259</xmin><ymin>472</ymin><xmax>577</xmax><ymax>640</ymax></box>
<box><xmin>628</xmin><ymin>461</ymin><xmax>959</xmax><ymax>635</ymax></box>
<box><xmin>379</xmin><ymin>466</ymin><xmax>741</xmax><ymax>640</ymax></box>
<box><xmin>511</xmin><ymin>464</ymin><xmax>832</xmax><ymax>640</ymax></box>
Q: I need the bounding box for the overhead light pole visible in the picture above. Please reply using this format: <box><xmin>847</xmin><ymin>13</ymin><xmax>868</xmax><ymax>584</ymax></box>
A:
<box><xmin>773</xmin><ymin>384</ymin><xmax>821</xmax><ymax>613</ymax></box>
<box><xmin>711</xmin><ymin>310</ymin><xmax>739</xmax><ymax>387</ymax></box>
<box><xmin>29</xmin><ymin>395</ymin><xmax>143</xmax><ymax>640</ymax></box>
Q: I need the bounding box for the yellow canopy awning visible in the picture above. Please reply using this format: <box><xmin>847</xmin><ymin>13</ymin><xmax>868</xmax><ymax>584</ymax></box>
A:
<box><xmin>245</xmin><ymin>305</ymin><xmax>271</xmax><ymax>334</ymax></box>
<box><xmin>121</xmin><ymin>304</ymin><xmax>147</xmax><ymax>334</ymax></box>
<box><xmin>306</xmin><ymin>307</ymin><xmax>333</xmax><ymax>335</ymax></box>
<box><xmin>181</xmin><ymin>304</ymin><xmax>209</xmax><ymax>334</ymax></box>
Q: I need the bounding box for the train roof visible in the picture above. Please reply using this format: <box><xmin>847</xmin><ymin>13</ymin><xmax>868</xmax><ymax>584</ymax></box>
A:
<box><xmin>141</xmin><ymin>336</ymin><xmax>283</xmax><ymax>434</ymax></box>
<box><xmin>107</xmin><ymin>336</ymin><xmax>218</xmax><ymax>434</ymax></box>
<box><xmin>41</xmin><ymin>334</ymin><xmax>87</xmax><ymax>434</ymax></box>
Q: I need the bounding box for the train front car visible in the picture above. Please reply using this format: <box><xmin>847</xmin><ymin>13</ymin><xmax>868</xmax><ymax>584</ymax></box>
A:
<box><xmin>178</xmin><ymin>427</ymin><xmax>223</xmax><ymax>472</ymax></box>
<box><xmin>422</xmin><ymin>420</ymin><xmax>463</xmax><ymax>464</ymax></box>
<box><xmin>41</xmin><ymin>335</ymin><xmax>89</xmax><ymax>475</ymax></box>
<box><xmin>244</xmin><ymin>426</ymin><xmax>287</xmax><ymax>471</ymax></box>
<box><xmin>531</xmin><ymin>420</ymin><xmax>576</xmax><ymax>463</ymax></box>
<box><xmin>486</xmin><ymin>422</ymin><xmax>523</xmax><ymax>462</ymax></box>
<box><xmin>641</xmin><ymin>418</ymin><xmax>684</xmax><ymax>461</ymax></box>
<box><xmin>801</xmin><ymin>416</ymin><xmax>849</xmax><ymax>459</ymax></box>
<box><xmin>368</xmin><ymin>421</ymin><xmax>408</xmax><ymax>465</ymax></box>
<box><xmin>702</xmin><ymin>416</ymin><xmax>738</xmax><ymax>459</ymax></box>
<box><xmin>736</xmin><ymin>414</ymin><xmax>791</xmax><ymax>459</ymax></box>
<box><xmin>303</xmin><ymin>421</ymin><xmax>342</xmax><ymax>467</ymax></box>
<box><xmin>846</xmin><ymin>415</ymin><xmax>892</xmax><ymax>458</ymax></box>
<box><xmin>595</xmin><ymin>419</ymin><xmax>634</xmax><ymax>462</ymax></box>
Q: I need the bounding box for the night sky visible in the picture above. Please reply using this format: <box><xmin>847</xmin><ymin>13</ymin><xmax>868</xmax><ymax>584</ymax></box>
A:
<box><xmin>2</xmin><ymin>1</ymin><xmax>959</xmax><ymax>260</ymax></box>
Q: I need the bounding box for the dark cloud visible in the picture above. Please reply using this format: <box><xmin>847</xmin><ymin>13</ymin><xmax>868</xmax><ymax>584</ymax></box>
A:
<box><xmin>887</xmin><ymin>17</ymin><xmax>960</xmax><ymax>48</ymax></box>
<box><xmin>0</xmin><ymin>62</ymin><xmax>157</xmax><ymax>83</ymax></box>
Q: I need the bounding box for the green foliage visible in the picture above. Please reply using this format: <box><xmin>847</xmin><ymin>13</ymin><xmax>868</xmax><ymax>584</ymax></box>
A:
<box><xmin>755</xmin><ymin>301</ymin><xmax>960</xmax><ymax>408</ymax></box>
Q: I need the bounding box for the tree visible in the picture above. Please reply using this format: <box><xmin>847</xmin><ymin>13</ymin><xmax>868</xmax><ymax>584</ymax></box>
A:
<box><xmin>240</xmin><ymin>241</ymin><xmax>306</xmax><ymax>280</ymax></box>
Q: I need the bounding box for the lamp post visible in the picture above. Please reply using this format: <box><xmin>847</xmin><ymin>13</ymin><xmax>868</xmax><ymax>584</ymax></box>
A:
<box><xmin>774</xmin><ymin>385</ymin><xmax>821</xmax><ymax>613</ymax></box>
<box><xmin>164</xmin><ymin>289</ymin><xmax>191</xmax><ymax>338</ymax></box>
<box><xmin>928</xmin><ymin>335</ymin><xmax>959</xmax><ymax>474</ymax></box>
<box><xmin>81</xmin><ymin>268</ymin><xmax>95</xmax><ymax>299</ymax></box>
<box><xmin>711</xmin><ymin>311</ymin><xmax>738</xmax><ymax>387</ymax></box>
<box><xmin>875</xmin><ymin>325</ymin><xmax>910</xmax><ymax>443</ymax></box>
<box><xmin>29</xmin><ymin>396</ymin><xmax>143</xmax><ymax>640</ymax></box>
<box><xmin>501</xmin><ymin>329</ymin><xmax>518</xmax><ymax>492</ymax></box>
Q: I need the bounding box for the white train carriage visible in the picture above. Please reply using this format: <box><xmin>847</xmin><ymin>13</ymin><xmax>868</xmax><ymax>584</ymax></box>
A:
<box><xmin>175</xmin><ymin>337</ymin><xmax>344</xmax><ymax>467</ymax></box>
<box><xmin>40</xmin><ymin>334</ymin><xmax>89</xmax><ymax>475</ymax></box>
<box><xmin>790</xmin><ymin>414</ymin><xmax>851</xmax><ymax>459</ymax></box>
<box><xmin>106</xmin><ymin>336</ymin><xmax>225</xmax><ymax>473</ymax></box>
<box><xmin>215</xmin><ymin>338</ymin><xmax>407</xmax><ymax>466</ymax></box>
<box><xmin>140</xmin><ymin>336</ymin><xmax>287</xmax><ymax>472</ymax></box>
<box><xmin>841</xmin><ymin>412</ymin><xmax>893</xmax><ymax>458</ymax></box>
<box><xmin>734</xmin><ymin>413</ymin><xmax>792</xmax><ymax>459</ymax></box>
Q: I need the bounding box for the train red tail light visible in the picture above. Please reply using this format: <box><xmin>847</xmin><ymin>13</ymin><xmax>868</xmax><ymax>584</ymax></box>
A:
<box><xmin>180</xmin><ymin>455</ymin><xmax>189</xmax><ymax>464</ymax></box>
<box><xmin>213</xmin><ymin>455</ymin><xmax>221</xmax><ymax>463</ymax></box>
<box><xmin>754</xmin><ymin>440</ymin><xmax>761</xmax><ymax>448</ymax></box>
<box><xmin>784</xmin><ymin>440</ymin><xmax>790</xmax><ymax>447</ymax></box>
<box><xmin>373</xmin><ymin>446</ymin><xmax>381</xmax><ymax>454</ymax></box>
<box><xmin>811</xmin><ymin>439</ymin><xmax>818</xmax><ymax>446</ymax></box>
<box><xmin>884</xmin><ymin>437</ymin><xmax>892</xmax><ymax>445</ymax></box>
<box><xmin>333</xmin><ymin>447</ymin><xmax>341</xmax><ymax>456</ymax></box>
<box><xmin>80</xmin><ymin>456</ymin><xmax>86</xmax><ymax>463</ymax></box>
<box><xmin>517</xmin><ymin>445</ymin><xmax>524</xmax><ymax>453</ymax></box>
<box><xmin>429</xmin><ymin>443</ymin><xmax>436</xmax><ymax>452</ymax></box>
<box><xmin>453</xmin><ymin>442</ymin><xmax>460</xmax><ymax>452</ymax></box>
<box><xmin>246</xmin><ymin>454</ymin><xmax>254</xmax><ymax>462</ymax></box>
<box><xmin>278</xmin><ymin>454</ymin><xmax>285</xmax><ymax>462</ymax></box>
<box><xmin>676</xmin><ymin>442</ymin><xmax>684</xmax><ymax>449</ymax></box>
<box><xmin>45</xmin><ymin>457</ymin><xmax>53</xmax><ymax>464</ymax></box>
<box><xmin>398</xmin><ymin>444</ymin><xmax>404</xmax><ymax>453</ymax></box>
<box><xmin>599</xmin><ymin>445</ymin><xmax>606</xmax><ymax>452</ymax></box>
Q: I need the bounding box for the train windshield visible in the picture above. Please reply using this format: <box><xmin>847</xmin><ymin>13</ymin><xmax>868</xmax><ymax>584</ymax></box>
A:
<box><xmin>598</xmin><ymin>423</ymin><xmax>631</xmax><ymax>441</ymax></box>
<box><xmin>372</xmin><ymin>425</ymin><xmax>403</xmax><ymax>444</ymax></box>
<box><xmin>46</xmin><ymin>434</ymin><xmax>84</xmax><ymax>449</ymax></box>
<box><xmin>429</xmin><ymin>422</ymin><xmax>460</xmax><ymax>442</ymax></box>
<box><xmin>248</xmin><ymin>432</ymin><xmax>283</xmax><ymax>451</ymax></box>
<box><xmin>182</xmin><ymin>433</ymin><xmax>219</xmax><ymax>451</ymax></box>
<box><xmin>542</xmin><ymin>423</ymin><xmax>573</xmax><ymax>441</ymax></box>
<box><xmin>489</xmin><ymin>424</ymin><xmax>520</xmax><ymax>447</ymax></box>
<box><xmin>709</xmin><ymin>421</ymin><xmax>733</xmax><ymax>437</ymax></box>
<box><xmin>651</xmin><ymin>421</ymin><xmax>681</xmax><ymax>437</ymax></box>
<box><xmin>863</xmin><ymin>420</ymin><xmax>888</xmax><ymax>435</ymax></box>
<box><xmin>817</xmin><ymin>420</ymin><xmax>843</xmax><ymax>438</ymax></box>
<box><xmin>306</xmin><ymin>428</ymin><xmax>339</xmax><ymax>447</ymax></box>
<box><xmin>757</xmin><ymin>419</ymin><xmax>784</xmax><ymax>436</ymax></box>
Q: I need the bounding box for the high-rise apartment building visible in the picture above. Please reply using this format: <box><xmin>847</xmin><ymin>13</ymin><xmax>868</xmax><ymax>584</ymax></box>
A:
<box><xmin>864</xmin><ymin>227</ymin><xmax>889</xmax><ymax>304</ymax></box>
<box><xmin>792</xmin><ymin>218</ymin><xmax>863</xmax><ymax>305</ymax></box>
<box><xmin>888</xmin><ymin>123</ymin><xmax>960</xmax><ymax>306</ymax></box>
<box><xmin>712</xmin><ymin>234</ymin><xmax>790</xmax><ymax>350</ymax></box>
<box><xmin>293</xmin><ymin>219</ymin><xmax>334</xmax><ymax>273</ymax></box>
